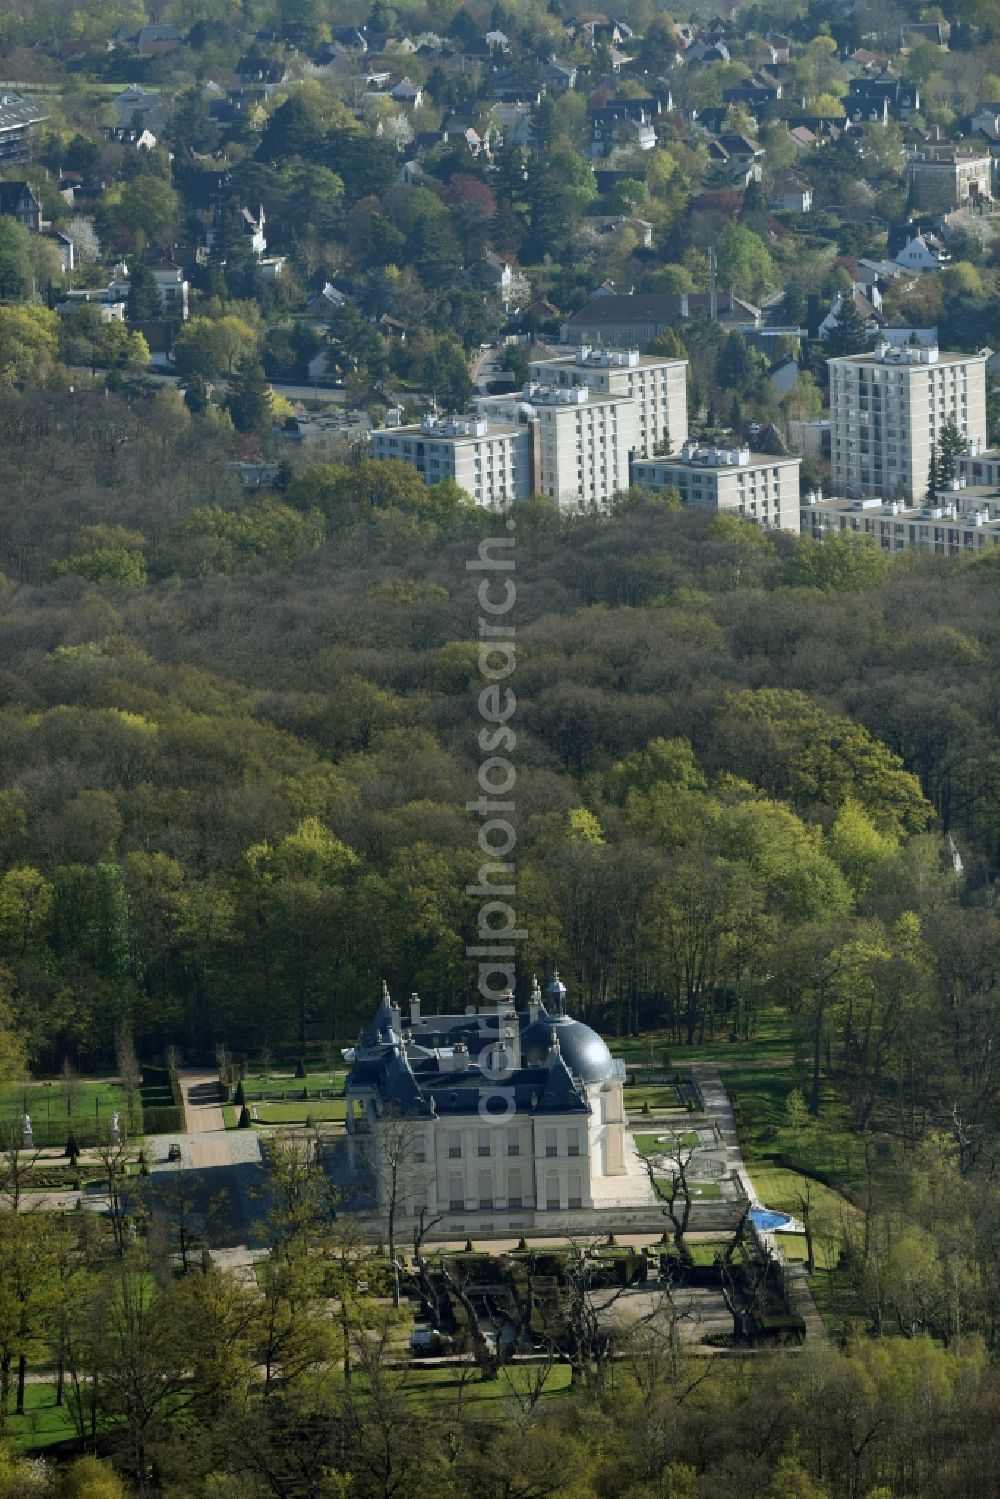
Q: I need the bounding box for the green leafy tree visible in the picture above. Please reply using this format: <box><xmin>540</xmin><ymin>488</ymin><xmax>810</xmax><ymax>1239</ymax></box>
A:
<box><xmin>647</xmin><ymin>327</ymin><xmax>687</xmax><ymax>360</ymax></box>
<box><xmin>716</xmin><ymin>221</ymin><xmax>774</xmax><ymax>301</ymax></box>
<box><xmin>420</xmin><ymin>337</ymin><xmax>472</xmax><ymax>411</ymax></box>
<box><xmin>257</xmin><ymin>92</ymin><xmax>327</xmax><ymax>163</ymax></box>
<box><xmin>113</xmin><ymin>176</ymin><xmax>179</xmax><ymax>243</ymax></box>
<box><xmin>785</xmin><ymin>532</ymin><xmax>891</xmax><ymax>593</ymax></box>
<box><xmin>54</xmin><ymin>548</ymin><xmax>147</xmax><ymax>585</ymax></box>
<box><xmin>0</xmin><ymin>305</ymin><xmax>61</xmax><ymax>384</ymax></box>
<box><xmin>824</xmin><ymin>294</ymin><xmax>871</xmax><ymax>358</ymax></box>
<box><xmin>0</xmin><ymin>219</ymin><xmax>32</xmax><ymax>302</ymax></box>
<box><xmin>126</xmin><ymin>261</ymin><xmax>162</xmax><ymax>322</ymax></box>
<box><xmin>715</xmin><ymin>689</ymin><xmax>933</xmax><ymax>837</ymax></box>
<box><xmin>227</xmin><ymin>358</ymin><xmax>272</xmax><ymax>435</ymax></box>
<box><xmin>173</xmin><ymin>315</ymin><xmax>259</xmax><ymax>379</ymax></box>
<box><xmin>937</xmin><ymin>417</ymin><xmax>964</xmax><ymax>488</ymax></box>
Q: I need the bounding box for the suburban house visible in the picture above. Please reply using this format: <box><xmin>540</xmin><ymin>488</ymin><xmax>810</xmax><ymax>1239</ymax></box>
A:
<box><xmin>43</xmin><ymin>229</ymin><xmax>75</xmax><ymax>273</ymax></box>
<box><xmin>970</xmin><ymin>103</ymin><xmax>1000</xmax><ymax>136</ymax></box>
<box><xmin>770</xmin><ymin>176</ymin><xmax>812</xmax><ymax>212</ymax></box>
<box><xmin>390</xmin><ymin>77</ymin><xmax>423</xmax><ymax>106</ymax></box>
<box><xmin>819</xmin><ymin>283</ymin><xmax>886</xmax><ymax>340</ymax></box>
<box><xmin>723</xmin><ymin>74</ymin><xmax>782</xmax><ymax>112</ymax></box>
<box><xmin>592</xmin><ymin>215</ymin><xmax>654</xmax><ymax>247</ymax></box>
<box><xmin>708</xmin><ymin>133</ymin><xmax>765</xmax><ymax>180</ymax></box>
<box><xmin>126</xmin><ymin>261</ymin><xmax>191</xmax><ymax>322</ymax></box>
<box><xmin>136</xmin><ymin>24</ymin><xmax>184</xmax><ymax>55</ymax></box>
<box><xmin>848</xmin><ymin>73</ymin><xmax>920</xmax><ymax>121</ymax></box>
<box><xmin>902</xmin><ymin>20</ymin><xmax>949</xmax><ymax>45</ymax></box>
<box><xmin>489</xmin><ymin>103</ymin><xmax>534</xmax><ymax>147</ymax></box>
<box><xmin>0</xmin><ymin>180</ymin><xmax>42</xmax><ymax>232</ymax></box>
<box><xmin>563</xmin><ymin>292</ymin><xmax>760</xmax><ymax>348</ymax></box>
<box><xmin>236</xmin><ymin>53</ymin><xmax>287</xmax><ymax>85</ymax></box>
<box><xmin>330</xmin><ymin>26</ymin><xmax>367</xmax><ymax>51</ymax></box>
<box><xmin>589</xmin><ymin>98</ymin><xmax>661</xmax><ymax>157</ymax></box>
<box><xmin>305</xmin><ymin>283</ymin><xmax>348</xmax><ymax>319</ymax></box>
<box><xmin>112</xmin><ymin>86</ymin><xmax>167</xmax><ymax>133</ymax></box>
<box><xmin>895</xmin><ymin>231</ymin><xmax>952</xmax><ymax>272</ymax></box>
<box><xmin>688</xmin><ymin>39</ymin><xmax>730</xmax><ymax>62</ymax></box>
<box><xmin>543</xmin><ymin>59</ymin><xmax>578</xmax><ymax>90</ymax></box>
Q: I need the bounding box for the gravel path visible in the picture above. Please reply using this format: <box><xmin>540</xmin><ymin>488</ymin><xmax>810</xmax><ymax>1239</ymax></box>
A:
<box><xmin>689</xmin><ymin>1063</ymin><xmax>827</xmax><ymax>1343</ymax></box>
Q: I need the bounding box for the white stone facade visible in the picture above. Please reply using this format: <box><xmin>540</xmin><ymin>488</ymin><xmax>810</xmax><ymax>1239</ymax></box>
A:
<box><xmin>343</xmin><ymin>983</ymin><xmax>649</xmax><ymax>1235</ymax></box>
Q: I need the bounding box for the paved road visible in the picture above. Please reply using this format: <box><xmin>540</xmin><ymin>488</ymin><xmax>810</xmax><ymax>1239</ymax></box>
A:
<box><xmin>471</xmin><ymin>344</ymin><xmax>514</xmax><ymax>393</ymax></box>
<box><xmin>144</xmin><ymin>1071</ymin><xmax>265</xmax><ymax>1254</ymax></box>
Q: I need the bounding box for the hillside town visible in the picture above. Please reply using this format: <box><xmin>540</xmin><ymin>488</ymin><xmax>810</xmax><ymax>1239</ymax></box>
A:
<box><xmin>2</xmin><ymin>0</ymin><xmax>1000</xmax><ymax>552</ymax></box>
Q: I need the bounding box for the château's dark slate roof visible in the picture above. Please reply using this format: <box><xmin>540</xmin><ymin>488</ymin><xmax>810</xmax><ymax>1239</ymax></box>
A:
<box><xmin>345</xmin><ymin>983</ymin><xmax>620</xmax><ymax>1118</ymax></box>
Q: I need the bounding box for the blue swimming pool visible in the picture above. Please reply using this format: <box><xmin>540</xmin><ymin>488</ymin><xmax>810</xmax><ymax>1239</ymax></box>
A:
<box><xmin>750</xmin><ymin>1208</ymin><xmax>792</xmax><ymax>1232</ymax></box>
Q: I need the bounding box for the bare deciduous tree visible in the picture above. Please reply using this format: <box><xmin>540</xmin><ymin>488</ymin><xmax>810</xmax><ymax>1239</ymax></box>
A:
<box><xmin>643</xmin><ymin>1130</ymin><xmax>699</xmax><ymax>1257</ymax></box>
<box><xmin>372</xmin><ymin>1104</ymin><xmax>427</xmax><ymax>1307</ymax></box>
<box><xmin>93</xmin><ymin>1132</ymin><xmax>135</xmax><ymax>1257</ymax></box>
<box><xmin>0</xmin><ymin>1121</ymin><xmax>41</xmax><ymax>1210</ymax></box>
<box><xmin>719</xmin><ymin>1208</ymin><xmax>774</xmax><ymax>1342</ymax></box>
<box><xmin>60</xmin><ymin>1057</ymin><xmax>81</xmax><ymax>1131</ymax></box>
<box><xmin>116</xmin><ymin>1021</ymin><xmax>142</xmax><ymax>1132</ymax></box>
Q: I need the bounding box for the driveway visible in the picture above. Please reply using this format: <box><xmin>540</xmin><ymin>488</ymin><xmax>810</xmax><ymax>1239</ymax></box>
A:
<box><xmin>143</xmin><ymin>1071</ymin><xmax>266</xmax><ymax>1252</ymax></box>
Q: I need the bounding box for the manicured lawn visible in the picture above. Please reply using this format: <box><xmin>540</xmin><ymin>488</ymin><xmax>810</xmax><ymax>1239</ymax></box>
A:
<box><xmin>653</xmin><ymin>1178</ymin><xmax>722</xmax><ymax>1200</ymax></box>
<box><xmin>634</xmin><ymin>1131</ymin><xmax>699</xmax><ymax>1156</ymax></box>
<box><xmin>624</xmin><ymin>1086</ymin><xmax>687</xmax><ymax>1113</ymax></box>
<box><xmin>404</xmin><ymin>1362</ymin><xmax>573</xmax><ymax>1409</ymax></box>
<box><xmin>251</xmin><ymin>1100</ymin><xmax>347</xmax><ymax>1125</ymax></box>
<box><xmin>222</xmin><ymin>1104</ymin><xmax>238</xmax><ymax>1129</ymax></box>
<box><xmin>7</xmin><ymin>1381</ymin><xmax>78</xmax><ymax>1452</ymax></box>
<box><xmin>685</xmin><ymin>1238</ymin><xmax>730</xmax><ymax>1266</ymax></box>
<box><xmin>748</xmin><ymin>1165</ymin><xmax>853</xmax><ymax>1234</ymax></box>
<box><xmin>0</xmin><ymin>1080</ymin><xmax>133</xmax><ymax>1146</ymax></box>
<box><xmin>730</xmin><ymin>1067</ymin><xmax>863</xmax><ymax>1195</ymax></box>
<box><xmin>610</xmin><ymin>1008</ymin><xmax>794</xmax><ymax>1067</ymax></box>
<box><xmin>242</xmin><ymin>1073</ymin><xmax>347</xmax><ymax>1100</ymax></box>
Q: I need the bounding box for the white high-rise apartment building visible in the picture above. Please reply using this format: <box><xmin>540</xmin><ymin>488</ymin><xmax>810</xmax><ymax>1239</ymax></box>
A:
<box><xmin>528</xmin><ymin>346</ymin><xmax>688</xmax><ymax>459</ymax></box>
<box><xmin>531</xmin><ymin>383</ymin><xmax>639</xmax><ymax>507</ymax></box>
<box><xmin>632</xmin><ymin>441</ymin><xmax>800</xmax><ymax>531</ymax></box>
<box><xmin>370</xmin><ymin>414</ymin><xmax>532</xmax><ymax>509</ymax></box>
<box><xmin>828</xmin><ymin>342</ymin><xmax>987</xmax><ymax>504</ymax></box>
<box><xmin>477</xmin><ymin>382</ymin><xmax>640</xmax><ymax>508</ymax></box>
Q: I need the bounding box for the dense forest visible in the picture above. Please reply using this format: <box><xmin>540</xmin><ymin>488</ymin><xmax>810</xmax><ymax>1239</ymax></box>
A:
<box><xmin>2</xmin><ymin>1132</ymin><xmax>1000</xmax><ymax>1499</ymax></box>
<box><xmin>0</xmin><ymin>380</ymin><xmax>998</xmax><ymax>1090</ymax></box>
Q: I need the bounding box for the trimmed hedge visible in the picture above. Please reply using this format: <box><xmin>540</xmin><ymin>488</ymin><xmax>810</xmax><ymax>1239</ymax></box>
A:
<box><xmin>142</xmin><ymin>1104</ymin><xmax>185</xmax><ymax>1134</ymax></box>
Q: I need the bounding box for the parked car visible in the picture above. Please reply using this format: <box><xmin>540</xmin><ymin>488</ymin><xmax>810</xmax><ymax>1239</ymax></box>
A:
<box><xmin>167</xmin><ymin>1142</ymin><xmax>182</xmax><ymax>1162</ymax></box>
